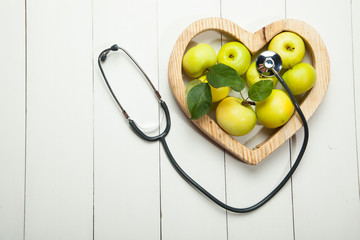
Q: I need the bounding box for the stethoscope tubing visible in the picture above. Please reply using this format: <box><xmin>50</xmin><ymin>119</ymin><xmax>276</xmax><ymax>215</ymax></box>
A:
<box><xmin>98</xmin><ymin>45</ymin><xmax>309</xmax><ymax>213</ymax></box>
<box><xmin>158</xmin><ymin>90</ymin><xmax>308</xmax><ymax>213</ymax></box>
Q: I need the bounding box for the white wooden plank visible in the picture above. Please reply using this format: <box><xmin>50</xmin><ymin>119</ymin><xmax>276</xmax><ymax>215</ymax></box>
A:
<box><xmin>352</xmin><ymin>0</ymin><xmax>360</xmax><ymax>189</ymax></box>
<box><xmin>158</xmin><ymin>0</ymin><xmax>228</xmax><ymax>239</ymax></box>
<box><xmin>287</xmin><ymin>0</ymin><xmax>360</xmax><ymax>239</ymax></box>
<box><xmin>0</xmin><ymin>0</ymin><xmax>25</xmax><ymax>239</ymax></box>
<box><xmin>25</xmin><ymin>0</ymin><xmax>93</xmax><ymax>239</ymax></box>
<box><xmin>221</xmin><ymin>1</ymin><xmax>295</xmax><ymax>239</ymax></box>
<box><xmin>93</xmin><ymin>0</ymin><xmax>161</xmax><ymax>239</ymax></box>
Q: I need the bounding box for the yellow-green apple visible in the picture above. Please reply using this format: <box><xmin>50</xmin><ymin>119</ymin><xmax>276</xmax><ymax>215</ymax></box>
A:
<box><xmin>282</xmin><ymin>62</ymin><xmax>316</xmax><ymax>95</ymax></box>
<box><xmin>255</xmin><ymin>89</ymin><xmax>294</xmax><ymax>128</ymax></box>
<box><xmin>246</xmin><ymin>62</ymin><xmax>278</xmax><ymax>87</ymax></box>
<box><xmin>198</xmin><ymin>75</ymin><xmax>230</xmax><ymax>102</ymax></box>
<box><xmin>216</xmin><ymin>97</ymin><xmax>256</xmax><ymax>136</ymax></box>
<box><xmin>182</xmin><ymin>43</ymin><xmax>217</xmax><ymax>78</ymax></box>
<box><xmin>268</xmin><ymin>32</ymin><xmax>305</xmax><ymax>69</ymax></box>
<box><xmin>217</xmin><ymin>42</ymin><xmax>251</xmax><ymax>75</ymax></box>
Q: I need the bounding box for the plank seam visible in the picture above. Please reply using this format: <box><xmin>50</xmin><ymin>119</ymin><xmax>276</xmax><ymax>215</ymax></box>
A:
<box><xmin>289</xmin><ymin>139</ymin><xmax>296</xmax><ymax>240</ymax></box>
<box><xmin>156</xmin><ymin>0</ymin><xmax>163</xmax><ymax>238</ymax></box>
<box><xmin>23</xmin><ymin>0</ymin><xmax>28</xmax><ymax>239</ymax></box>
<box><xmin>350</xmin><ymin>0</ymin><xmax>360</xmax><ymax>199</ymax></box>
<box><xmin>219</xmin><ymin>1</ymin><xmax>229</xmax><ymax>239</ymax></box>
<box><xmin>285</xmin><ymin>1</ymin><xmax>296</xmax><ymax>239</ymax></box>
<box><xmin>91</xmin><ymin>0</ymin><xmax>95</xmax><ymax>238</ymax></box>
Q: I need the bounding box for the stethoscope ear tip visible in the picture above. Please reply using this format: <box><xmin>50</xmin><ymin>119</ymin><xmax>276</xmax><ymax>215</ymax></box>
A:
<box><xmin>111</xmin><ymin>44</ymin><xmax>119</xmax><ymax>51</ymax></box>
<box><xmin>100</xmin><ymin>53</ymin><xmax>107</xmax><ymax>62</ymax></box>
<box><xmin>100</xmin><ymin>44</ymin><xmax>120</xmax><ymax>62</ymax></box>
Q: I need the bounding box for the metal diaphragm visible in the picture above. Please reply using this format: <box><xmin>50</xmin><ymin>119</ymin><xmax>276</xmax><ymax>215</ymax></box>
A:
<box><xmin>256</xmin><ymin>50</ymin><xmax>282</xmax><ymax>76</ymax></box>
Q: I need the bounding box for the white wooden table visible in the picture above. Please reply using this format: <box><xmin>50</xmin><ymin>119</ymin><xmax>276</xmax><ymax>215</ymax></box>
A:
<box><xmin>1</xmin><ymin>0</ymin><xmax>360</xmax><ymax>239</ymax></box>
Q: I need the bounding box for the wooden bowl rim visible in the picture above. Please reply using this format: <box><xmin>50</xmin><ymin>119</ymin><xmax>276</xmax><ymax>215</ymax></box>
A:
<box><xmin>168</xmin><ymin>17</ymin><xmax>330</xmax><ymax>164</ymax></box>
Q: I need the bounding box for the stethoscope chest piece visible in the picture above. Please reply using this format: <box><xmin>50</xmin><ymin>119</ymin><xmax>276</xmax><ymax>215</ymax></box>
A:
<box><xmin>256</xmin><ymin>50</ymin><xmax>283</xmax><ymax>77</ymax></box>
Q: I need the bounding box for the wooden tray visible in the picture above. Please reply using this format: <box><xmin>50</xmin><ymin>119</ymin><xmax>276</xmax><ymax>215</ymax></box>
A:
<box><xmin>168</xmin><ymin>17</ymin><xmax>330</xmax><ymax>165</ymax></box>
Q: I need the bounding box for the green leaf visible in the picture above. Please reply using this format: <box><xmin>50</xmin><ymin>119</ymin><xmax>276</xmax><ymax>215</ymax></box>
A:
<box><xmin>186</xmin><ymin>82</ymin><xmax>212</xmax><ymax>120</ymax></box>
<box><xmin>206</xmin><ymin>63</ymin><xmax>245</xmax><ymax>92</ymax></box>
<box><xmin>185</xmin><ymin>79</ymin><xmax>202</xmax><ymax>97</ymax></box>
<box><xmin>248</xmin><ymin>80</ymin><xmax>274</xmax><ymax>102</ymax></box>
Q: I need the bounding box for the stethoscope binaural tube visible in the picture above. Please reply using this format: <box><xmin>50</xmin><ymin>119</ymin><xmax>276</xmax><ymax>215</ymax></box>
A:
<box><xmin>98</xmin><ymin>45</ymin><xmax>309</xmax><ymax>213</ymax></box>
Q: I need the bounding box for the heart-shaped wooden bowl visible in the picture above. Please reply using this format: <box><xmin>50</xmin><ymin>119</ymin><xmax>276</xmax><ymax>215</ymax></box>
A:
<box><xmin>168</xmin><ymin>17</ymin><xmax>330</xmax><ymax>165</ymax></box>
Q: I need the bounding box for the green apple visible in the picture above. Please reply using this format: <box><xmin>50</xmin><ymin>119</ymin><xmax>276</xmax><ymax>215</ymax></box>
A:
<box><xmin>198</xmin><ymin>75</ymin><xmax>230</xmax><ymax>102</ymax></box>
<box><xmin>268</xmin><ymin>32</ymin><xmax>305</xmax><ymax>69</ymax></box>
<box><xmin>217</xmin><ymin>42</ymin><xmax>251</xmax><ymax>75</ymax></box>
<box><xmin>246</xmin><ymin>61</ymin><xmax>278</xmax><ymax>87</ymax></box>
<box><xmin>255</xmin><ymin>89</ymin><xmax>294</xmax><ymax>128</ymax></box>
<box><xmin>216</xmin><ymin>97</ymin><xmax>256</xmax><ymax>136</ymax></box>
<box><xmin>182</xmin><ymin>43</ymin><xmax>217</xmax><ymax>78</ymax></box>
<box><xmin>282</xmin><ymin>62</ymin><xmax>316</xmax><ymax>95</ymax></box>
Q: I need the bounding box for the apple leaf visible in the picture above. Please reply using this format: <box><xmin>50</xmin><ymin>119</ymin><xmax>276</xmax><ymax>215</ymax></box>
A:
<box><xmin>206</xmin><ymin>63</ymin><xmax>245</xmax><ymax>92</ymax></box>
<box><xmin>185</xmin><ymin>79</ymin><xmax>202</xmax><ymax>97</ymax></box>
<box><xmin>187</xmin><ymin>82</ymin><xmax>212</xmax><ymax>120</ymax></box>
<box><xmin>248</xmin><ymin>80</ymin><xmax>274</xmax><ymax>102</ymax></box>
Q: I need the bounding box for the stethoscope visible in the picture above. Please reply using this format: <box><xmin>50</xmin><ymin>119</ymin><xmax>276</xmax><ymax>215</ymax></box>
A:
<box><xmin>98</xmin><ymin>44</ymin><xmax>309</xmax><ymax>213</ymax></box>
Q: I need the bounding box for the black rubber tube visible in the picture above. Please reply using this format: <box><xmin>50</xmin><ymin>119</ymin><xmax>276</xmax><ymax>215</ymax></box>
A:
<box><xmin>160</xmin><ymin>80</ymin><xmax>308</xmax><ymax>213</ymax></box>
<box><xmin>99</xmin><ymin>45</ymin><xmax>309</xmax><ymax>213</ymax></box>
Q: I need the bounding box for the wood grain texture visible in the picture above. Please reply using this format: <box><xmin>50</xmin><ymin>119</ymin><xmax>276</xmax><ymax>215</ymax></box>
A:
<box><xmin>168</xmin><ymin>17</ymin><xmax>330</xmax><ymax>164</ymax></box>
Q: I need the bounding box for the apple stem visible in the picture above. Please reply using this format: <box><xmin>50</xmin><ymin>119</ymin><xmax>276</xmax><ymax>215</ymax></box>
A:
<box><xmin>242</xmin><ymin>100</ymin><xmax>256</xmax><ymax>106</ymax></box>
